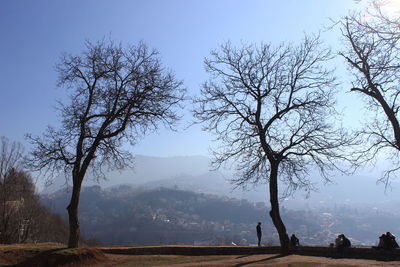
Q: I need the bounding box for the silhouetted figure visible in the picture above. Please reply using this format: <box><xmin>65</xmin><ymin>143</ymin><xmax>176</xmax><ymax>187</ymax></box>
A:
<box><xmin>379</xmin><ymin>232</ymin><xmax>400</xmax><ymax>250</ymax></box>
<box><xmin>386</xmin><ymin>232</ymin><xmax>399</xmax><ymax>249</ymax></box>
<box><xmin>383</xmin><ymin>233</ymin><xmax>393</xmax><ymax>250</ymax></box>
<box><xmin>342</xmin><ymin>234</ymin><xmax>351</xmax><ymax>248</ymax></box>
<box><xmin>377</xmin><ymin>234</ymin><xmax>385</xmax><ymax>249</ymax></box>
<box><xmin>290</xmin><ymin>234</ymin><xmax>299</xmax><ymax>248</ymax></box>
<box><xmin>256</xmin><ymin>222</ymin><xmax>262</xmax><ymax>247</ymax></box>
<box><xmin>376</xmin><ymin>233</ymin><xmax>394</xmax><ymax>250</ymax></box>
<box><xmin>335</xmin><ymin>234</ymin><xmax>342</xmax><ymax>250</ymax></box>
<box><xmin>335</xmin><ymin>234</ymin><xmax>351</xmax><ymax>252</ymax></box>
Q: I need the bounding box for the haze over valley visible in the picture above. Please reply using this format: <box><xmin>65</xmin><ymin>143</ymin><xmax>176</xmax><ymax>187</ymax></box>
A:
<box><xmin>40</xmin><ymin>155</ymin><xmax>400</xmax><ymax>246</ymax></box>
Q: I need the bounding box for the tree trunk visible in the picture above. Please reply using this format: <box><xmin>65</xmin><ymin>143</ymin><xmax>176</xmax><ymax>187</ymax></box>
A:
<box><xmin>269</xmin><ymin>161</ymin><xmax>290</xmax><ymax>253</ymax></box>
<box><xmin>371</xmin><ymin>87</ymin><xmax>400</xmax><ymax>149</ymax></box>
<box><xmin>66</xmin><ymin>174</ymin><xmax>83</xmax><ymax>248</ymax></box>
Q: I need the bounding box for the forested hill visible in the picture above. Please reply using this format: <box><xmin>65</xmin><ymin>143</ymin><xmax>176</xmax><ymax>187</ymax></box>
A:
<box><xmin>42</xmin><ymin>185</ymin><xmax>272</xmax><ymax>245</ymax></box>
<box><xmin>41</xmin><ymin>185</ymin><xmax>400</xmax><ymax>246</ymax></box>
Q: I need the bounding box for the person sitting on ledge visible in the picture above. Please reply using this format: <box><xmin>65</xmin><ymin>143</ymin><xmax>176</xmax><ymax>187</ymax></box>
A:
<box><xmin>377</xmin><ymin>233</ymin><xmax>386</xmax><ymax>249</ymax></box>
<box><xmin>290</xmin><ymin>234</ymin><xmax>299</xmax><ymax>248</ymax></box>
<box><xmin>386</xmin><ymin>232</ymin><xmax>399</xmax><ymax>249</ymax></box>
<box><xmin>342</xmin><ymin>234</ymin><xmax>351</xmax><ymax>248</ymax></box>
<box><xmin>335</xmin><ymin>234</ymin><xmax>342</xmax><ymax>250</ymax></box>
<box><xmin>378</xmin><ymin>232</ymin><xmax>400</xmax><ymax>250</ymax></box>
<box><xmin>335</xmin><ymin>234</ymin><xmax>351</xmax><ymax>251</ymax></box>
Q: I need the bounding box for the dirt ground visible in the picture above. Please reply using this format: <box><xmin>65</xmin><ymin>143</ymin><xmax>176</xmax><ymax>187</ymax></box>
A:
<box><xmin>3</xmin><ymin>244</ymin><xmax>400</xmax><ymax>267</ymax></box>
<box><xmin>101</xmin><ymin>253</ymin><xmax>400</xmax><ymax>267</ymax></box>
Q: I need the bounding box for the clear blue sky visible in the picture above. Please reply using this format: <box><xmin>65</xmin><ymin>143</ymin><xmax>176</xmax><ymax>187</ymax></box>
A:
<box><xmin>1</xmin><ymin>0</ymin><xmax>367</xmax><ymax>157</ymax></box>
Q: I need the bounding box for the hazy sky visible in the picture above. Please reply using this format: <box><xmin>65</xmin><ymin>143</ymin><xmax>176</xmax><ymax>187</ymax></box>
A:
<box><xmin>0</xmin><ymin>0</ymin><xmax>377</xmax><ymax>157</ymax></box>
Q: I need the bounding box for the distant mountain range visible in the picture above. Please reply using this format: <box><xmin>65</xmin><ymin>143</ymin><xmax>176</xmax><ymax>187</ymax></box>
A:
<box><xmin>40</xmin><ymin>155</ymin><xmax>212</xmax><ymax>191</ymax></box>
<box><xmin>39</xmin><ymin>154</ymin><xmax>400</xmax><ymax>208</ymax></box>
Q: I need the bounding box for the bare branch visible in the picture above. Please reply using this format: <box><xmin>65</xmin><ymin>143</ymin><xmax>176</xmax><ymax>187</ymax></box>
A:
<box><xmin>339</xmin><ymin>4</ymin><xmax>400</xmax><ymax>183</ymax></box>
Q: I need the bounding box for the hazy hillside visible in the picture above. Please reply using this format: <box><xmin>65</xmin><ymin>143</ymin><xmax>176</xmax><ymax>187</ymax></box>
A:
<box><xmin>39</xmin><ymin>154</ymin><xmax>400</xmax><ymax>207</ymax></box>
<box><xmin>41</xmin><ymin>185</ymin><xmax>400</xmax><ymax>246</ymax></box>
<box><xmin>42</xmin><ymin>186</ymin><xmax>271</xmax><ymax>245</ymax></box>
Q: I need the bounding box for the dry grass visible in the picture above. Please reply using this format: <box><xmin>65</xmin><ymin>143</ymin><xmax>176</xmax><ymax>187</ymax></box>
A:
<box><xmin>0</xmin><ymin>242</ymin><xmax>63</xmax><ymax>266</ymax></box>
<box><xmin>0</xmin><ymin>243</ymin><xmax>107</xmax><ymax>267</ymax></box>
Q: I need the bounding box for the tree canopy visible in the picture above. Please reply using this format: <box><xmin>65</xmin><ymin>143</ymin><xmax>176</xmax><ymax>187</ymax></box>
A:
<box><xmin>339</xmin><ymin>3</ymin><xmax>400</xmax><ymax>185</ymax></box>
<box><xmin>194</xmin><ymin>36</ymin><xmax>351</xmax><ymax>251</ymax></box>
<box><xmin>27</xmin><ymin>39</ymin><xmax>186</xmax><ymax>247</ymax></box>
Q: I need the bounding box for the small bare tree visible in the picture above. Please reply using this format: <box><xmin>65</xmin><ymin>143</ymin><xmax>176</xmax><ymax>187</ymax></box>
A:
<box><xmin>193</xmin><ymin>36</ymin><xmax>350</xmax><ymax>252</ymax></box>
<box><xmin>0</xmin><ymin>168</ymin><xmax>40</xmax><ymax>244</ymax></box>
<box><xmin>0</xmin><ymin>137</ymin><xmax>23</xmax><ymax>180</ymax></box>
<box><xmin>0</xmin><ymin>137</ymin><xmax>47</xmax><ymax>244</ymax></box>
<box><xmin>339</xmin><ymin>3</ymin><xmax>400</xmax><ymax>185</ymax></box>
<box><xmin>27</xmin><ymin>40</ymin><xmax>185</xmax><ymax>248</ymax></box>
<box><xmin>0</xmin><ymin>137</ymin><xmax>24</xmax><ymax>244</ymax></box>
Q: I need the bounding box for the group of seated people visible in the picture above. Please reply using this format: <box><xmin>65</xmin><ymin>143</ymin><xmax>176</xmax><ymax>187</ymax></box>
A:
<box><xmin>335</xmin><ymin>234</ymin><xmax>351</xmax><ymax>250</ymax></box>
<box><xmin>377</xmin><ymin>232</ymin><xmax>399</xmax><ymax>250</ymax></box>
<box><xmin>335</xmin><ymin>232</ymin><xmax>400</xmax><ymax>251</ymax></box>
<box><xmin>291</xmin><ymin>232</ymin><xmax>399</xmax><ymax>250</ymax></box>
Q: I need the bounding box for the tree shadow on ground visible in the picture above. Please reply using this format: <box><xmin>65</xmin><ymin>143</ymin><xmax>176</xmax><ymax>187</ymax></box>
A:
<box><xmin>234</xmin><ymin>254</ymin><xmax>287</xmax><ymax>267</ymax></box>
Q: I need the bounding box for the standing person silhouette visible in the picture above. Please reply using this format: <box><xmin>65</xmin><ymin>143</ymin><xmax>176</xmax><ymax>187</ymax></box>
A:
<box><xmin>256</xmin><ymin>222</ymin><xmax>262</xmax><ymax>247</ymax></box>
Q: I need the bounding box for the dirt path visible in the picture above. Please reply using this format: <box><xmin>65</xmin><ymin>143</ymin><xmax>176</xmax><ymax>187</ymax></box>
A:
<box><xmin>103</xmin><ymin>253</ymin><xmax>400</xmax><ymax>267</ymax></box>
<box><xmin>3</xmin><ymin>244</ymin><xmax>400</xmax><ymax>267</ymax></box>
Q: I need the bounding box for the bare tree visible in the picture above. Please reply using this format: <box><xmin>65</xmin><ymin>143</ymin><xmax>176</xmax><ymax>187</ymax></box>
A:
<box><xmin>0</xmin><ymin>168</ymin><xmax>40</xmax><ymax>244</ymax></box>
<box><xmin>193</xmin><ymin>36</ymin><xmax>350</xmax><ymax>252</ymax></box>
<box><xmin>0</xmin><ymin>137</ymin><xmax>70</xmax><ymax>244</ymax></box>
<box><xmin>0</xmin><ymin>137</ymin><xmax>24</xmax><ymax>243</ymax></box>
<box><xmin>0</xmin><ymin>137</ymin><xmax>23</xmax><ymax>180</ymax></box>
<box><xmin>27</xmin><ymin>40</ymin><xmax>185</xmax><ymax>248</ymax></box>
<box><xmin>339</xmin><ymin>2</ymin><xmax>400</xmax><ymax>185</ymax></box>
